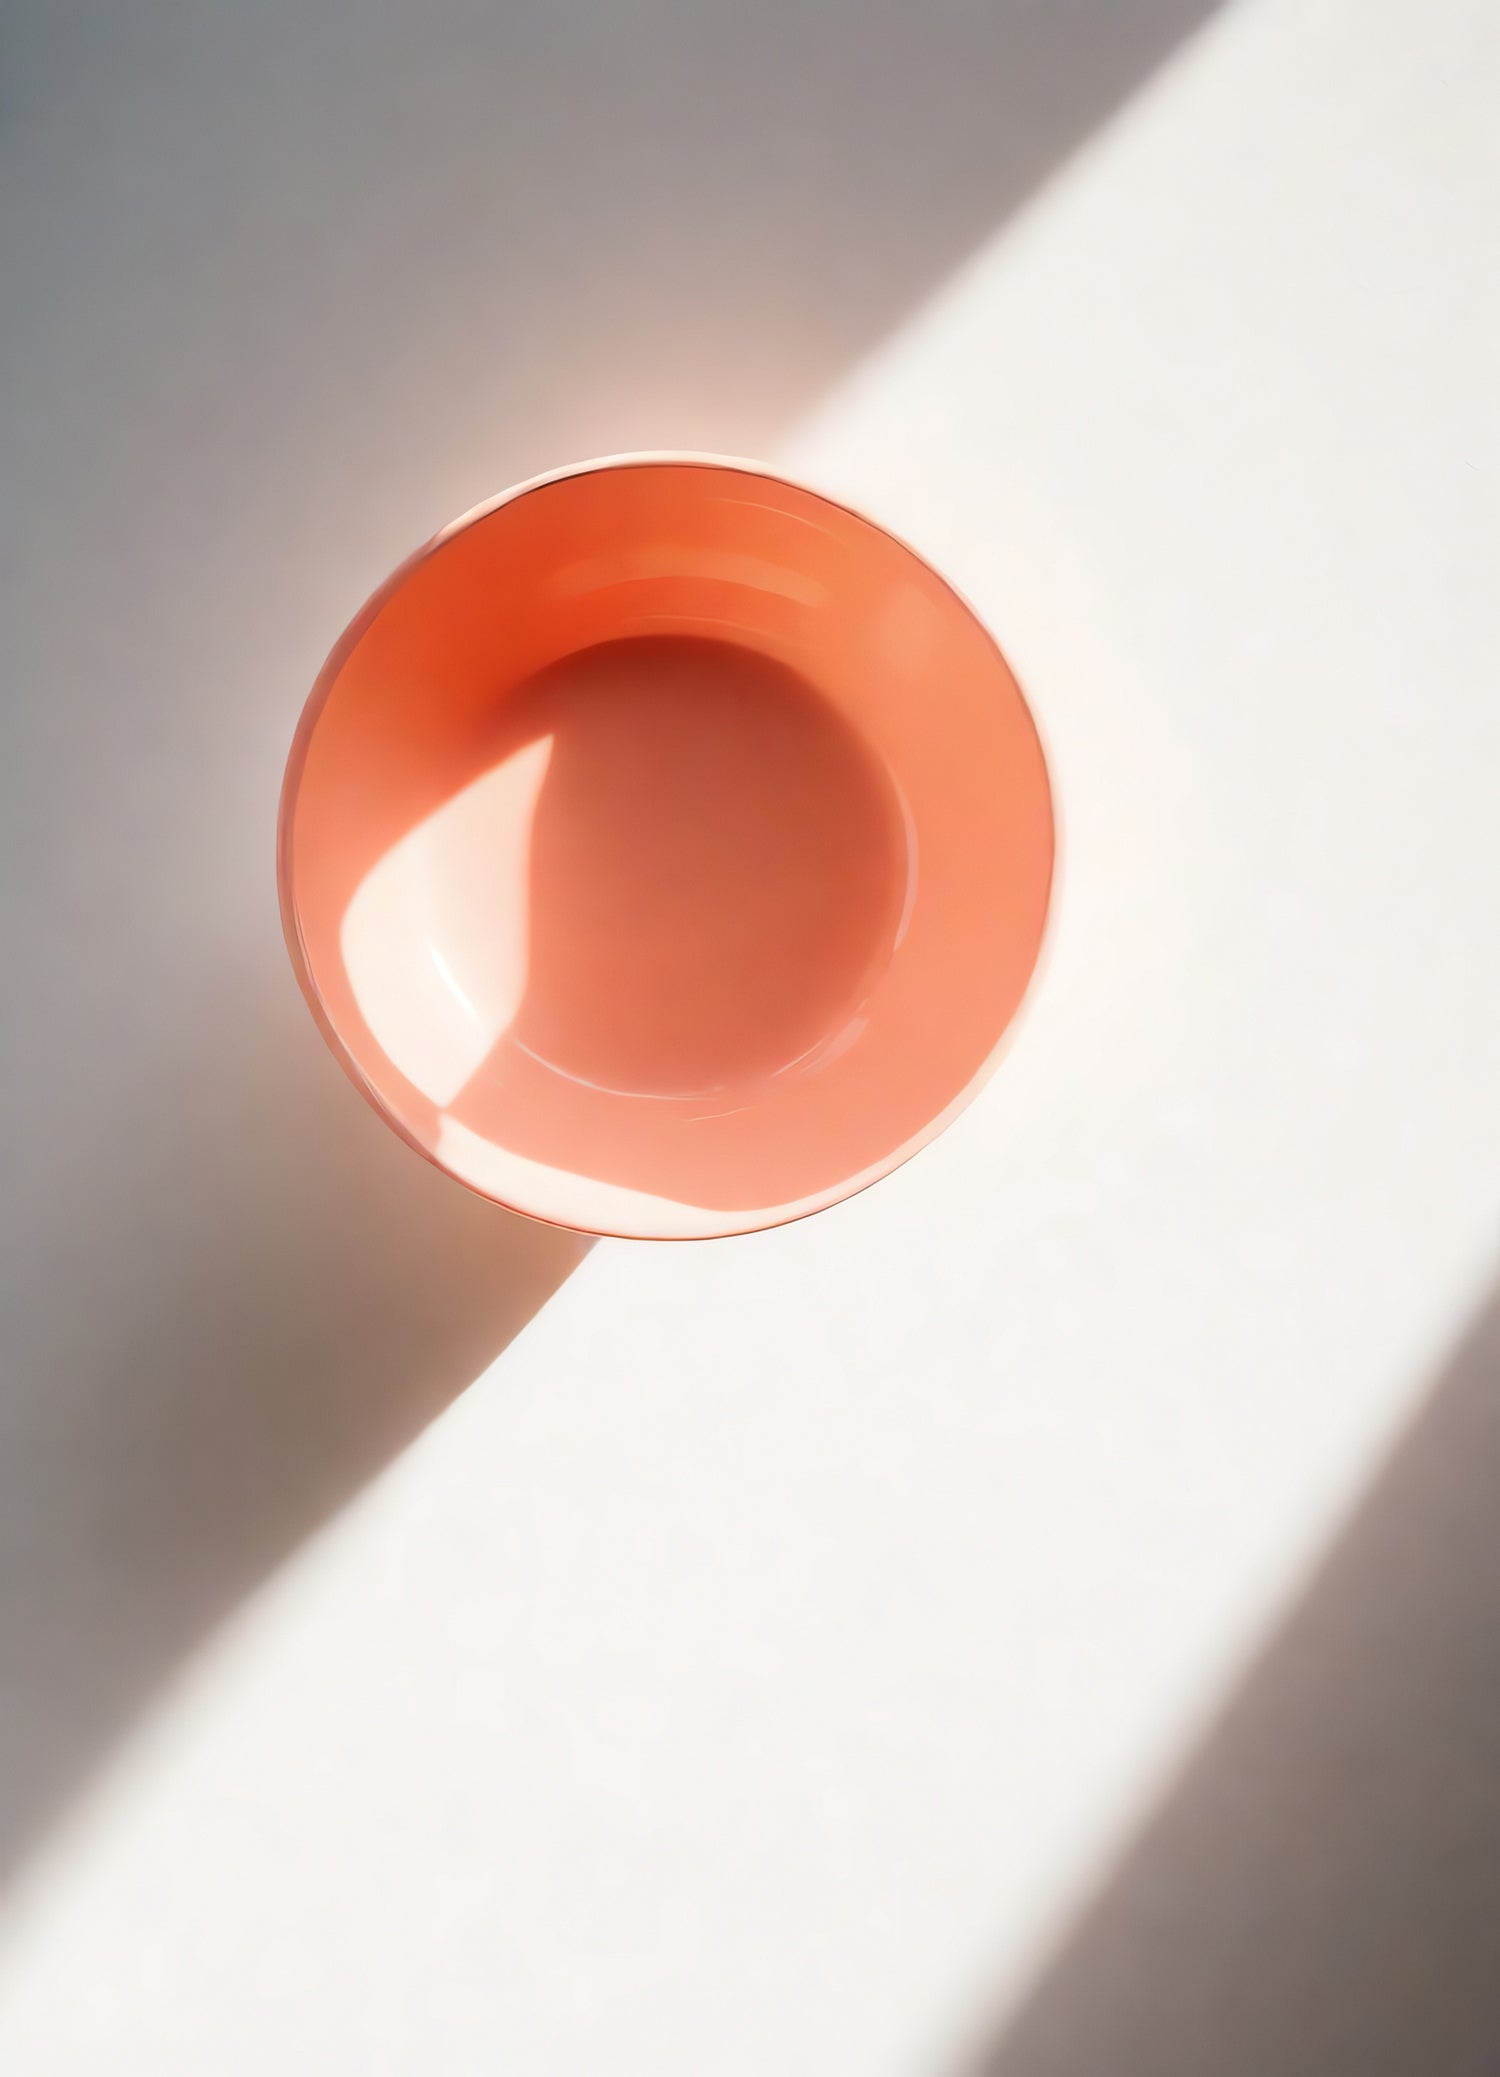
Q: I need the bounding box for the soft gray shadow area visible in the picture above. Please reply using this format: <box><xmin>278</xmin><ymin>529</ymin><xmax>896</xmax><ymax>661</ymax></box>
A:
<box><xmin>0</xmin><ymin>0</ymin><xmax>1222</xmax><ymax>1883</ymax></box>
<box><xmin>0</xmin><ymin>949</ymin><xmax>591</xmax><ymax>1882</ymax></box>
<box><xmin>5</xmin><ymin>0</ymin><xmax>1226</xmax><ymax>486</ymax></box>
<box><xmin>968</xmin><ymin>1276</ymin><xmax>1500</xmax><ymax>2077</ymax></box>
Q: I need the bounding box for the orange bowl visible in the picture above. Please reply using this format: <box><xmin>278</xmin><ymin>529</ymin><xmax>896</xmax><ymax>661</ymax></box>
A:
<box><xmin>278</xmin><ymin>456</ymin><xmax>1053</xmax><ymax>1238</ymax></box>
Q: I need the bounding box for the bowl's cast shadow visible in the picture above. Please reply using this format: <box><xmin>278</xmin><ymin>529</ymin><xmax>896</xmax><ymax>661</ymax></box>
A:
<box><xmin>0</xmin><ymin>964</ymin><xmax>588</xmax><ymax>1886</ymax></box>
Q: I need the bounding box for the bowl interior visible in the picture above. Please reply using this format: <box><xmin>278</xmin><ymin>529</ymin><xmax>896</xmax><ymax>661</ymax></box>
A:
<box><xmin>280</xmin><ymin>460</ymin><xmax>1053</xmax><ymax>1237</ymax></box>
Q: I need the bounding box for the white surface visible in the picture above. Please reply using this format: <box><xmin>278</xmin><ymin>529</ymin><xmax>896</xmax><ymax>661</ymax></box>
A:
<box><xmin>1</xmin><ymin>0</ymin><xmax>1497</xmax><ymax>2070</ymax></box>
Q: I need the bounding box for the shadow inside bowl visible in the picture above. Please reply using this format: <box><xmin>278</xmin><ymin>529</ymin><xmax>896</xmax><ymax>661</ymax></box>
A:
<box><xmin>336</xmin><ymin>635</ymin><xmax>910</xmax><ymax>1180</ymax></box>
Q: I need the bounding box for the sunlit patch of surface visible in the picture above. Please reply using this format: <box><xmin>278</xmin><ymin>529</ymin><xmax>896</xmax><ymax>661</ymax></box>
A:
<box><xmin>339</xmin><ymin>738</ymin><xmax>555</xmax><ymax>1107</ymax></box>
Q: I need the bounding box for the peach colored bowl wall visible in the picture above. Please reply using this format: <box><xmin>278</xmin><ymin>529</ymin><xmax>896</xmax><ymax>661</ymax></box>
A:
<box><xmin>279</xmin><ymin>457</ymin><xmax>1054</xmax><ymax>1238</ymax></box>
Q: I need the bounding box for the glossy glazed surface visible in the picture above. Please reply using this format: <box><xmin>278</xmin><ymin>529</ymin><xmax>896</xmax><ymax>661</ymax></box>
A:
<box><xmin>279</xmin><ymin>459</ymin><xmax>1053</xmax><ymax>1236</ymax></box>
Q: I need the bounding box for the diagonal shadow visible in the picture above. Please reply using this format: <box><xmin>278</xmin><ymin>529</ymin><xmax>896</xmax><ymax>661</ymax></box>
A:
<box><xmin>967</xmin><ymin>1273</ymin><xmax>1500</xmax><ymax>2077</ymax></box>
<box><xmin>3</xmin><ymin>0</ymin><xmax>1227</xmax><ymax>474</ymax></box>
<box><xmin>0</xmin><ymin>0</ymin><xmax>1225</xmax><ymax>1887</ymax></box>
<box><xmin>0</xmin><ymin>952</ymin><xmax>591</xmax><ymax>1884</ymax></box>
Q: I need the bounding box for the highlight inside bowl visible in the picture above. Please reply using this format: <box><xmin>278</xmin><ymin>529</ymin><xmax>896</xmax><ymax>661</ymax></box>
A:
<box><xmin>279</xmin><ymin>459</ymin><xmax>1053</xmax><ymax>1238</ymax></box>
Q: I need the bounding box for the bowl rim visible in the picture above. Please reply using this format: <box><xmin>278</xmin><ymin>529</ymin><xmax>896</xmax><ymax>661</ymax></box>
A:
<box><xmin>277</xmin><ymin>450</ymin><xmax>1057</xmax><ymax>1240</ymax></box>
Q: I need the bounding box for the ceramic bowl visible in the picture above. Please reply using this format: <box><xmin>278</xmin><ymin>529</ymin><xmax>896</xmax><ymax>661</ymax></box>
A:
<box><xmin>278</xmin><ymin>456</ymin><xmax>1053</xmax><ymax>1238</ymax></box>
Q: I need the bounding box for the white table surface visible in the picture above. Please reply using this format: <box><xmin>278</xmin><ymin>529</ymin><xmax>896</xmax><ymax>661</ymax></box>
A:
<box><xmin>2</xmin><ymin>0</ymin><xmax>1496</xmax><ymax>2070</ymax></box>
